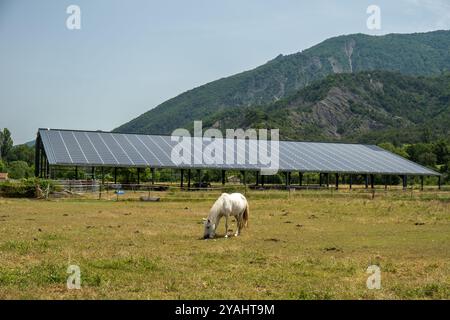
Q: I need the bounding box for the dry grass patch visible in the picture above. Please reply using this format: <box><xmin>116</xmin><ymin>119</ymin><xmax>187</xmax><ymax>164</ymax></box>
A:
<box><xmin>0</xmin><ymin>189</ymin><xmax>448</xmax><ymax>299</ymax></box>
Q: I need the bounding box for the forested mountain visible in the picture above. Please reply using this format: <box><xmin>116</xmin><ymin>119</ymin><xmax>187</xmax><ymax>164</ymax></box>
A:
<box><xmin>200</xmin><ymin>71</ymin><xmax>450</xmax><ymax>145</ymax></box>
<box><xmin>115</xmin><ymin>30</ymin><xmax>450</xmax><ymax>137</ymax></box>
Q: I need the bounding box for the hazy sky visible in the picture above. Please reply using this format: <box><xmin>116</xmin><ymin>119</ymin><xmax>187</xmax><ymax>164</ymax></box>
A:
<box><xmin>1</xmin><ymin>0</ymin><xmax>449</xmax><ymax>144</ymax></box>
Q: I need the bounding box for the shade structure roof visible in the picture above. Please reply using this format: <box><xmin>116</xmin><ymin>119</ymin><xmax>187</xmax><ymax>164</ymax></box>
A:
<box><xmin>37</xmin><ymin>128</ymin><xmax>440</xmax><ymax>176</ymax></box>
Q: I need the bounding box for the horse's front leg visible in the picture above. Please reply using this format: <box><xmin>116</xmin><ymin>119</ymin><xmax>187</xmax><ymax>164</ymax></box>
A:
<box><xmin>224</xmin><ymin>215</ymin><xmax>229</xmax><ymax>238</ymax></box>
<box><xmin>234</xmin><ymin>222</ymin><xmax>240</xmax><ymax>237</ymax></box>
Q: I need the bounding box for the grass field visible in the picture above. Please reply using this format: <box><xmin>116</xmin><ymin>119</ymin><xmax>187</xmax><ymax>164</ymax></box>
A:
<box><xmin>0</xmin><ymin>187</ymin><xmax>449</xmax><ymax>299</ymax></box>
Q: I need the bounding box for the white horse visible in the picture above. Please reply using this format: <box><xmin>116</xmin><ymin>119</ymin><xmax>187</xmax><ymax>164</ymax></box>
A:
<box><xmin>203</xmin><ymin>193</ymin><xmax>249</xmax><ymax>239</ymax></box>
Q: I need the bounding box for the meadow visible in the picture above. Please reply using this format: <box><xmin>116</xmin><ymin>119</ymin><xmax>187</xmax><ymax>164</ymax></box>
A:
<box><xmin>0</xmin><ymin>187</ymin><xmax>449</xmax><ymax>299</ymax></box>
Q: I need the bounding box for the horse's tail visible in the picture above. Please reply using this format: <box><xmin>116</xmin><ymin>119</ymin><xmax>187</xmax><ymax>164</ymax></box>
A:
<box><xmin>240</xmin><ymin>202</ymin><xmax>249</xmax><ymax>229</ymax></box>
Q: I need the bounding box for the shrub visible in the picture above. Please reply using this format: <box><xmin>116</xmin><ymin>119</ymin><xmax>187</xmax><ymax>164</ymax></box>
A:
<box><xmin>7</xmin><ymin>161</ymin><xmax>33</xmax><ymax>179</ymax></box>
<box><xmin>0</xmin><ymin>178</ymin><xmax>55</xmax><ymax>198</ymax></box>
<box><xmin>0</xmin><ymin>181</ymin><xmax>34</xmax><ymax>198</ymax></box>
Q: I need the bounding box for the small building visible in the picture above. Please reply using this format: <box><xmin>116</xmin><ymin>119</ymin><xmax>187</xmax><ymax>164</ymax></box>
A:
<box><xmin>0</xmin><ymin>173</ymin><xmax>8</xmax><ymax>181</ymax></box>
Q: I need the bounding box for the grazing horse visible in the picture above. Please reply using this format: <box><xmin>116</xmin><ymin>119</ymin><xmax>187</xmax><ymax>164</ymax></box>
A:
<box><xmin>203</xmin><ymin>193</ymin><xmax>249</xmax><ymax>239</ymax></box>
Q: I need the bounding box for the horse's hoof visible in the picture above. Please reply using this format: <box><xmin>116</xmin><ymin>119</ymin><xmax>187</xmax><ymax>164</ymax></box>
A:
<box><xmin>225</xmin><ymin>234</ymin><xmax>229</xmax><ymax>238</ymax></box>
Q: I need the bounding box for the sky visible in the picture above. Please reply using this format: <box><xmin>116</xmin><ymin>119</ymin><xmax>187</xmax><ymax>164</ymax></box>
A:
<box><xmin>1</xmin><ymin>0</ymin><xmax>450</xmax><ymax>144</ymax></box>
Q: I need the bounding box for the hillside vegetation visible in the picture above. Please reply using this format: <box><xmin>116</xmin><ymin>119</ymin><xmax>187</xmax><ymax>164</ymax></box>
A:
<box><xmin>201</xmin><ymin>71</ymin><xmax>450</xmax><ymax>144</ymax></box>
<box><xmin>115</xmin><ymin>30</ymin><xmax>450</xmax><ymax>137</ymax></box>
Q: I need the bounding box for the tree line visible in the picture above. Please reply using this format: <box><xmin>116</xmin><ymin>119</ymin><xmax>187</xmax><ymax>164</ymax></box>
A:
<box><xmin>0</xmin><ymin>128</ymin><xmax>35</xmax><ymax>179</ymax></box>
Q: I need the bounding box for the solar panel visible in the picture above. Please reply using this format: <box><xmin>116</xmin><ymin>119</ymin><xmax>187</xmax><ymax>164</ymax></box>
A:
<box><xmin>85</xmin><ymin>132</ymin><xmax>118</xmax><ymax>165</ymax></box>
<box><xmin>38</xmin><ymin>128</ymin><xmax>440</xmax><ymax>176</ymax></box>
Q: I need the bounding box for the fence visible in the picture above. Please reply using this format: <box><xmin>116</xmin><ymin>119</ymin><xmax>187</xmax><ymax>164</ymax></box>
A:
<box><xmin>50</xmin><ymin>179</ymin><xmax>449</xmax><ymax>202</ymax></box>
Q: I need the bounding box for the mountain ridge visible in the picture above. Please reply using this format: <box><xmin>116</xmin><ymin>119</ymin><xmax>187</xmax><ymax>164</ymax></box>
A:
<box><xmin>114</xmin><ymin>29</ymin><xmax>450</xmax><ymax>141</ymax></box>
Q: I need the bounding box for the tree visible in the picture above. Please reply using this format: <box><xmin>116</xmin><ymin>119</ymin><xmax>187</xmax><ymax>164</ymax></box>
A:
<box><xmin>442</xmin><ymin>160</ymin><xmax>450</xmax><ymax>183</ymax></box>
<box><xmin>433</xmin><ymin>140</ymin><xmax>449</xmax><ymax>164</ymax></box>
<box><xmin>0</xmin><ymin>128</ymin><xmax>13</xmax><ymax>160</ymax></box>
<box><xmin>417</xmin><ymin>152</ymin><xmax>437</xmax><ymax>167</ymax></box>
<box><xmin>406</xmin><ymin>143</ymin><xmax>434</xmax><ymax>163</ymax></box>
<box><xmin>0</xmin><ymin>159</ymin><xmax>6</xmax><ymax>173</ymax></box>
<box><xmin>378</xmin><ymin>142</ymin><xmax>409</xmax><ymax>158</ymax></box>
<box><xmin>6</xmin><ymin>144</ymin><xmax>34</xmax><ymax>165</ymax></box>
<box><xmin>7</xmin><ymin>161</ymin><xmax>33</xmax><ymax>179</ymax></box>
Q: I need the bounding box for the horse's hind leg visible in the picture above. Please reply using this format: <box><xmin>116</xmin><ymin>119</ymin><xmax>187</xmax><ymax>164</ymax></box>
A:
<box><xmin>234</xmin><ymin>217</ymin><xmax>240</xmax><ymax>237</ymax></box>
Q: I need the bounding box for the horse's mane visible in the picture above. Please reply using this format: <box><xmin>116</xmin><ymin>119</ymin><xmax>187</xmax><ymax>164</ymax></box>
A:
<box><xmin>208</xmin><ymin>193</ymin><xmax>227</xmax><ymax>220</ymax></box>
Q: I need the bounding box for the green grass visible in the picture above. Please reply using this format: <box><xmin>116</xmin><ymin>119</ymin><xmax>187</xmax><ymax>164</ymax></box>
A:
<box><xmin>0</xmin><ymin>189</ymin><xmax>448</xmax><ymax>299</ymax></box>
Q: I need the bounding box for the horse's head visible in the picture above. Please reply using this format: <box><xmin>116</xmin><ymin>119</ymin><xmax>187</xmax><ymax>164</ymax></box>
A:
<box><xmin>203</xmin><ymin>218</ymin><xmax>216</xmax><ymax>239</ymax></box>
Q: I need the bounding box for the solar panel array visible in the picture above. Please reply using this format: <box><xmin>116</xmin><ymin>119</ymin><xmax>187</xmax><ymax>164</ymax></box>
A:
<box><xmin>38</xmin><ymin>129</ymin><xmax>439</xmax><ymax>176</ymax></box>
